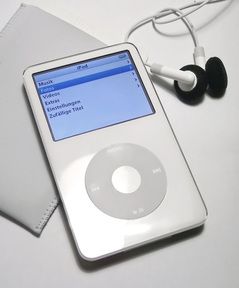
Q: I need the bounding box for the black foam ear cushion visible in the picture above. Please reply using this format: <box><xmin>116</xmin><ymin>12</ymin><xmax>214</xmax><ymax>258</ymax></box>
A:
<box><xmin>174</xmin><ymin>65</ymin><xmax>208</xmax><ymax>105</ymax></box>
<box><xmin>205</xmin><ymin>57</ymin><xmax>228</xmax><ymax>97</ymax></box>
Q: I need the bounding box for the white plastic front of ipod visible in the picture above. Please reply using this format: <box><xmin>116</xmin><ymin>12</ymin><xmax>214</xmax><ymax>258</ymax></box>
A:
<box><xmin>23</xmin><ymin>43</ymin><xmax>207</xmax><ymax>261</ymax></box>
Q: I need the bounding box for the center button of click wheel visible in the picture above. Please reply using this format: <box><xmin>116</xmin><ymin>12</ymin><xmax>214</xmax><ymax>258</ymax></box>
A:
<box><xmin>111</xmin><ymin>165</ymin><xmax>141</xmax><ymax>194</ymax></box>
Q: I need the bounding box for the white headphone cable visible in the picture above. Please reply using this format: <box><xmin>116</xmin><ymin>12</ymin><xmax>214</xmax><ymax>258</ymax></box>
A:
<box><xmin>125</xmin><ymin>0</ymin><xmax>229</xmax><ymax>68</ymax></box>
<box><xmin>125</xmin><ymin>0</ymin><xmax>228</xmax><ymax>46</ymax></box>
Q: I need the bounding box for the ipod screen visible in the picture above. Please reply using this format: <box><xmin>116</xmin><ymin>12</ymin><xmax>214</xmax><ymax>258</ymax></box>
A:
<box><xmin>33</xmin><ymin>51</ymin><xmax>155</xmax><ymax>141</ymax></box>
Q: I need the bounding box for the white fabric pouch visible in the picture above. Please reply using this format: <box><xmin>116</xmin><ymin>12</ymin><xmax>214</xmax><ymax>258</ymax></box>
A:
<box><xmin>0</xmin><ymin>4</ymin><xmax>105</xmax><ymax>235</ymax></box>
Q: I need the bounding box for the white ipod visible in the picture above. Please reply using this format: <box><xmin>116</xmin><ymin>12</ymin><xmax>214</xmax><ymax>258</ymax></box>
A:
<box><xmin>23</xmin><ymin>43</ymin><xmax>207</xmax><ymax>261</ymax></box>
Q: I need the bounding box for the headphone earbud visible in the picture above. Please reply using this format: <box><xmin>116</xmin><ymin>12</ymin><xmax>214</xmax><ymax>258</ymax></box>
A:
<box><xmin>149</xmin><ymin>55</ymin><xmax>228</xmax><ymax>104</ymax></box>
<box><xmin>150</xmin><ymin>62</ymin><xmax>208</xmax><ymax>104</ymax></box>
<box><xmin>174</xmin><ymin>65</ymin><xmax>208</xmax><ymax>104</ymax></box>
<box><xmin>205</xmin><ymin>57</ymin><xmax>228</xmax><ymax>97</ymax></box>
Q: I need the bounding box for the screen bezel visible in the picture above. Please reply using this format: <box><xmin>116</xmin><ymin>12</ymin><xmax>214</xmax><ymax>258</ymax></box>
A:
<box><xmin>32</xmin><ymin>50</ymin><xmax>155</xmax><ymax>142</ymax></box>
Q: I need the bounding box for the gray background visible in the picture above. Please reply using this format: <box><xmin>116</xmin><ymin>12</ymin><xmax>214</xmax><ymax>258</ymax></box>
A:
<box><xmin>0</xmin><ymin>0</ymin><xmax>238</xmax><ymax>287</ymax></box>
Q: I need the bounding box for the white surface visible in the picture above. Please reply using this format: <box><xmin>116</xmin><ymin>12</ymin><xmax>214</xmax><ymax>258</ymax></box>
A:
<box><xmin>0</xmin><ymin>0</ymin><xmax>238</xmax><ymax>287</ymax></box>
